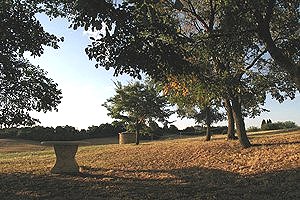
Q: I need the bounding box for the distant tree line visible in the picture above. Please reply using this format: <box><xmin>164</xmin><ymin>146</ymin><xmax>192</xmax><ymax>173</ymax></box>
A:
<box><xmin>0</xmin><ymin>122</ymin><xmax>184</xmax><ymax>141</ymax></box>
<box><xmin>248</xmin><ymin>121</ymin><xmax>298</xmax><ymax>132</ymax></box>
<box><xmin>0</xmin><ymin>124</ymin><xmax>122</xmax><ymax>141</ymax></box>
<box><xmin>179</xmin><ymin>126</ymin><xmax>227</xmax><ymax>136</ymax></box>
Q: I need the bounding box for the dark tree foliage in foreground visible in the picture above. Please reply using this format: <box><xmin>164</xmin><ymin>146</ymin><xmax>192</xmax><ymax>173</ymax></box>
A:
<box><xmin>0</xmin><ymin>1</ymin><xmax>63</xmax><ymax>127</ymax></box>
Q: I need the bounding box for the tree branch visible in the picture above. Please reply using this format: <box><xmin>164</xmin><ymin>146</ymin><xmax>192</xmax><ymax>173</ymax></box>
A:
<box><xmin>208</xmin><ymin>0</ymin><xmax>216</xmax><ymax>31</ymax></box>
<box><xmin>245</xmin><ymin>49</ymin><xmax>268</xmax><ymax>70</ymax></box>
<box><xmin>185</xmin><ymin>0</ymin><xmax>210</xmax><ymax>32</ymax></box>
<box><xmin>265</xmin><ymin>0</ymin><xmax>276</xmax><ymax>23</ymax></box>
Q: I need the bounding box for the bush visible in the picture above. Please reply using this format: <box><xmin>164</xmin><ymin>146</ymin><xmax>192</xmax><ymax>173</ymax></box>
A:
<box><xmin>261</xmin><ymin>121</ymin><xmax>298</xmax><ymax>131</ymax></box>
<box><xmin>282</xmin><ymin>121</ymin><xmax>298</xmax><ymax>129</ymax></box>
<box><xmin>261</xmin><ymin>119</ymin><xmax>266</xmax><ymax>129</ymax></box>
<box><xmin>211</xmin><ymin>126</ymin><xmax>228</xmax><ymax>134</ymax></box>
<box><xmin>87</xmin><ymin>123</ymin><xmax>119</xmax><ymax>138</ymax></box>
<box><xmin>247</xmin><ymin>126</ymin><xmax>261</xmax><ymax>132</ymax></box>
<box><xmin>99</xmin><ymin>123</ymin><xmax>118</xmax><ymax>137</ymax></box>
<box><xmin>167</xmin><ymin>125</ymin><xmax>179</xmax><ymax>134</ymax></box>
<box><xmin>183</xmin><ymin>126</ymin><xmax>195</xmax><ymax>132</ymax></box>
<box><xmin>0</xmin><ymin>125</ymin><xmax>88</xmax><ymax>141</ymax></box>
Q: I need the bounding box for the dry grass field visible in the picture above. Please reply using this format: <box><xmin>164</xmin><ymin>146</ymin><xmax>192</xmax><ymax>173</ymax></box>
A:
<box><xmin>0</xmin><ymin>130</ymin><xmax>299</xmax><ymax>199</ymax></box>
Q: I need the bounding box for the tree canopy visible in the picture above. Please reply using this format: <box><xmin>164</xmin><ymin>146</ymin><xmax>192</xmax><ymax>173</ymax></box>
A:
<box><xmin>59</xmin><ymin>0</ymin><xmax>298</xmax><ymax>148</ymax></box>
<box><xmin>3</xmin><ymin>0</ymin><xmax>298</xmax><ymax>146</ymax></box>
<box><xmin>102</xmin><ymin>81</ymin><xmax>173</xmax><ymax>144</ymax></box>
<box><xmin>0</xmin><ymin>0</ymin><xmax>63</xmax><ymax>127</ymax></box>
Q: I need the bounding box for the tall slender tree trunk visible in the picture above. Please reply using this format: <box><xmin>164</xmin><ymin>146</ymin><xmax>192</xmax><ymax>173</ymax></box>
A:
<box><xmin>204</xmin><ymin>107</ymin><xmax>212</xmax><ymax>141</ymax></box>
<box><xmin>135</xmin><ymin>122</ymin><xmax>140</xmax><ymax>145</ymax></box>
<box><xmin>135</xmin><ymin>130</ymin><xmax>140</xmax><ymax>145</ymax></box>
<box><xmin>231</xmin><ymin>97</ymin><xmax>251</xmax><ymax>148</ymax></box>
<box><xmin>205</xmin><ymin>124</ymin><xmax>211</xmax><ymax>141</ymax></box>
<box><xmin>224</xmin><ymin>98</ymin><xmax>237</xmax><ymax>140</ymax></box>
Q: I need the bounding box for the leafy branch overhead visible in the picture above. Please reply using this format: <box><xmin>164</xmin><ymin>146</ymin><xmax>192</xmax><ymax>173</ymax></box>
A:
<box><xmin>0</xmin><ymin>0</ymin><xmax>63</xmax><ymax>127</ymax></box>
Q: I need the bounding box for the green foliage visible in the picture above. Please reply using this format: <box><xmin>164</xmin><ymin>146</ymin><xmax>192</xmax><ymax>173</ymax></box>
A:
<box><xmin>180</xmin><ymin>126</ymin><xmax>197</xmax><ymax>135</ymax></box>
<box><xmin>261</xmin><ymin>119</ymin><xmax>267</xmax><ymax>129</ymax></box>
<box><xmin>165</xmin><ymin>124</ymin><xmax>179</xmax><ymax>135</ymax></box>
<box><xmin>0</xmin><ymin>59</ymin><xmax>62</xmax><ymax>128</ymax></box>
<box><xmin>0</xmin><ymin>123</ymin><xmax>123</xmax><ymax>141</ymax></box>
<box><xmin>102</xmin><ymin>81</ymin><xmax>173</xmax><ymax>134</ymax></box>
<box><xmin>68</xmin><ymin>0</ymin><xmax>190</xmax><ymax>79</ymax></box>
<box><xmin>68</xmin><ymin>0</ymin><xmax>296</xmax><ymax>131</ymax></box>
<box><xmin>247</xmin><ymin>126</ymin><xmax>261</xmax><ymax>132</ymax></box>
<box><xmin>0</xmin><ymin>0</ymin><xmax>63</xmax><ymax>127</ymax></box>
<box><xmin>261</xmin><ymin>121</ymin><xmax>298</xmax><ymax>131</ymax></box>
<box><xmin>86</xmin><ymin>123</ymin><xmax>119</xmax><ymax>138</ymax></box>
<box><xmin>179</xmin><ymin>126</ymin><xmax>227</xmax><ymax>135</ymax></box>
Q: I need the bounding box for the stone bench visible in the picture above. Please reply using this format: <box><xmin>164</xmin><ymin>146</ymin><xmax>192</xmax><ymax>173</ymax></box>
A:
<box><xmin>41</xmin><ymin>141</ymin><xmax>89</xmax><ymax>174</ymax></box>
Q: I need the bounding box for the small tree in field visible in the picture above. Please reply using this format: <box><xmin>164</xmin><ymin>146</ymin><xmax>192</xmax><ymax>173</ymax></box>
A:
<box><xmin>163</xmin><ymin>75</ymin><xmax>225</xmax><ymax>141</ymax></box>
<box><xmin>102</xmin><ymin>81</ymin><xmax>173</xmax><ymax>145</ymax></box>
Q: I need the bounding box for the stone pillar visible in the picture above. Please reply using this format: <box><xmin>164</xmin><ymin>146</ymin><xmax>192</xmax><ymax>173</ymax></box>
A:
<box><xmin>119</xmin><ymin>132</ymin><xmax>136</xmax><ymax>144</ymax></box>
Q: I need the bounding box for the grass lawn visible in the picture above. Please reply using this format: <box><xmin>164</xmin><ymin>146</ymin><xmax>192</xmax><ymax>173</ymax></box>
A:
<box><xmin>0</xmin><ymin>130</ymin><xmax>299</xmax><ymax>199</ymax></box>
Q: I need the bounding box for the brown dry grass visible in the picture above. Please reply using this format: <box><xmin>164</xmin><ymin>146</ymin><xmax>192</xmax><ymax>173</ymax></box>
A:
<box><xmin>0</xmin><ymin>131</ymin><xmax>299</xmax><ymax>199</ymax></box>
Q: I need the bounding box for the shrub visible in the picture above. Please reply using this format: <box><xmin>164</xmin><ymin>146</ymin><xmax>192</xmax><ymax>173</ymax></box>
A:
<box><xmin>282</xmin><ymin>121</ymin><xmax>298</xmax><ymax>129</ymax></box>
<box><xmin>247</xmin><ymin>126</ymin><xmax>260</xmax><ymax>132</ymax></box>
<box><xmin>167</xmin><ymin>125</ymin><xmax>179</xmax><ymax>134</ymax></box>
<box><xmin>211</xmin><ymin>126</ymin><xmax>228</xmax><ymax>134</ymax></box>
<box><xmin>87</xmin><ymin>123</ymin><xmax>119</xmax><ymax>138</ymax></box>
<box><xmin>99</xmin><ymin>123</ymin><xmax>118</xmax><ymax>137</ymax></box>
<box><xmin>261</xmin><ymin>121</ymin><xmax>298</xmax><ymax>130</ymax></box>
<box><xmin>261</xmin><ymin>119</ymin><xmax>266</xmax><ymax>129</ymax></box>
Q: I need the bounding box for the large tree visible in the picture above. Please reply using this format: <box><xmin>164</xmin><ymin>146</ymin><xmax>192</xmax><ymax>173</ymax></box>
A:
<box><xmin>62</xmin><ymin>0</ymin><xmax>298</xmax><ymax>148</ymax></box>
<box><xmin>0</xmin><ymin>0</ymin><xmax>63</xmax><ymax>127</ymax></box>
<box><xmin>102</xmin><ymin>81</ymin><xmax>173</xmax><ymax>145</ymax></box>
<box><xmin>27</xmin><ymin>0</ymin><xmax>297</xmax><ymax>147</ymax></box>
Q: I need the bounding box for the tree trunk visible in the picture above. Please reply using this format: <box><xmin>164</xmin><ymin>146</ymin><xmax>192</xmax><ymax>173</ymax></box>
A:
<box><xmin>135</xmin><ymin>122</ymin><xmax>140</xmax><ymax>145</ymax></box>
<box><xmin>224</xmin><ymin>98</ymin><xmax>237</xmax><ymax>140</ymax></box>
<box><xmin>205</xmin><ymin>124</ymin><xmax>211</xmax><ymax>141</ymax></box>
<box><xmin>205</xmin><ymin>107</ymin><xmax>212</xmax><ymax>141</ymax></box>
<box><xmin>231</xmin><ymin>97</ymin><xmax>251</xmax><ymax>148</ymax></box>
<box><xmin>135</xmin><ymin>130</ymin><xmax>140</xmax><ymax>145</ymax></box>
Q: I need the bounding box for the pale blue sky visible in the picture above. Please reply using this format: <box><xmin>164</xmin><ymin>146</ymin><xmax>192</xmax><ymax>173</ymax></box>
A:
<box><xmin>26</xmin><ymin>14</ymin><xmax>300</xmax><ymax>130</ymax></box>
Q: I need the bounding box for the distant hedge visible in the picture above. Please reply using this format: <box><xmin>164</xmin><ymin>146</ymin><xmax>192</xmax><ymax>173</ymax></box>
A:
<box><xmin>261</xmin><ymin>121</ymin><xmax>298</xmax><ymax>131</ymax></box>
<box><xmin>179</xmin><ymin>126</ymin><xmax>228</xmax><ymax>135</ymax></box>
<box><xmin>0</xmin><ymin>123</ymin><xmax>123</xmax><ymax>141</ymax></box>
<box><xmin>247</xmin><ymin>121</ymin><xmax>299</xmax><ymax>132</ymax></box>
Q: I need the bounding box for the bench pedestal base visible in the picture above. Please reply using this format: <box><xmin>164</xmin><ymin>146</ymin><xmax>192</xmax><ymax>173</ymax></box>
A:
<box><xmin>41</xmin><ymin>141</ymin><xmax>89</xmax><ymax>174</ymax></box>
<box><xmin>51</xmin><ymin>145</ymin><xmax>80</xmax><ymax>174</ymax></box>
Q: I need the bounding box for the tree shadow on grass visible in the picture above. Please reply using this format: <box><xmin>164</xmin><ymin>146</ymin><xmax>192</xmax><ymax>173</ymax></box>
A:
<box><xmin>0</xmin><ymin>166</ymin><xmax>299</xmax><ymax>200</ymax></box>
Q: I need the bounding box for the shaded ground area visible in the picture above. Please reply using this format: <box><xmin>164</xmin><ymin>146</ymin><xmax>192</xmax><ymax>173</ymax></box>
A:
<box><xmin>0</xmin><ymin>167</ymin><xmax>298</xmax><ymax>200</ymax></box>
<box><xmin>0</xmin><ymin>130</ymin><xmax>299</xmax><ymax>199</ymax></box>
